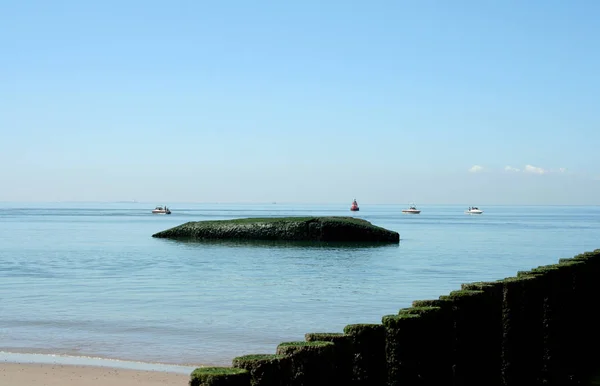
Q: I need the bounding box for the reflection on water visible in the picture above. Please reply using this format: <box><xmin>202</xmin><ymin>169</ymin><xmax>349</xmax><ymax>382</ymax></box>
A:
<box><xmin>161</xmin><ymin>238</ymin><xmax>401</xmax><ymax>250</ymax></box>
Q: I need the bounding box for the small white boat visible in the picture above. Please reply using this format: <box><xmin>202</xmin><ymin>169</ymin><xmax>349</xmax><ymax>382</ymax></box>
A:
<box><xmin>465</xmin><ymin>207</ymin><xmax>483</xmax><ymax>214</ymax></box>
<box><xmin>402</xmin><ymin>203</ymin><xmax>421</xmax><ymax>214</ymax></box>
<box><xmin>152</xmin><ymin>206</ymin><xmax>171</xmax><ymax>215</ymax></box>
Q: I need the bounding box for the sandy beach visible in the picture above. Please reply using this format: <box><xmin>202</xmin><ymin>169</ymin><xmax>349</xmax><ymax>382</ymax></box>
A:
<box><xmin>0</xmin><ymin>363</ymin><xmax>189</xmax><ymax>386</ymax></box>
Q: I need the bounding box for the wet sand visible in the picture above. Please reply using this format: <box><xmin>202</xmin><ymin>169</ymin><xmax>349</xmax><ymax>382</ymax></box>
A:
<box><xmin>0</xmin><ymin>363</ymin><xmax>189</xmax><ymax>386</ymax></box>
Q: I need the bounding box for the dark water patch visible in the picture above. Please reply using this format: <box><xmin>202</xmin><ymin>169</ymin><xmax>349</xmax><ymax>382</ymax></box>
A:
<box><xmin>159</xmin><ymin>238</ymin><xmax>400</xmax><ymax>250</ymax></box>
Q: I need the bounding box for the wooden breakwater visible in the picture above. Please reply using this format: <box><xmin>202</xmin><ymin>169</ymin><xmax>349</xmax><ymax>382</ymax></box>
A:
<box><xmin>190</xmin><ymin>249</ymin><xmax>600</xmax><ymax>386</ymax></box>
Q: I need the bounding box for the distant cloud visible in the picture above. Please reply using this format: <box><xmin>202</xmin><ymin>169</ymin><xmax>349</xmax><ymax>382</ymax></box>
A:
<box><xmin>480</xmin><ymin>165</ymin><xmax>568</xmax><ymax>175</ymax></box>
<box><xmin>524</xmin><ymin>164</ymin><xmax>547</xmax><ymax>175</ymax></box>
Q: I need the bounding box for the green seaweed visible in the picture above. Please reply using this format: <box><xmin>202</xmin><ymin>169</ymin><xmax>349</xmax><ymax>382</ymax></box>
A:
<box><xmin>232</xmin><ymin>355</ymin><xmax>286</xmax><ymax>386</ymax></box>
<box><xmin>275</xmin><ymin>341</ymin><xmax>336</xmax><ymax>386</ymax></box>
<box><xmin>398</xmin><ymin>306</ymin><xmax>441</xmax><ymax>317</ymax></box>
<box><xmin>276</xmin><ymin>341</ymin><xmax>333</xmax><ymax>355</ymax></box>
<box><xmin>190</xmin><ymin>367</ymin><xmax>249</xmax><ymax>386</ymax></box>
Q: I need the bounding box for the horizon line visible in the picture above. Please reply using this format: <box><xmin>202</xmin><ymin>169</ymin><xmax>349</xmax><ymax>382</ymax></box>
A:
<box><xmin>0</xmin><ymin>201</ymin><xmax>599</xmax><ymax>207</ymax></box>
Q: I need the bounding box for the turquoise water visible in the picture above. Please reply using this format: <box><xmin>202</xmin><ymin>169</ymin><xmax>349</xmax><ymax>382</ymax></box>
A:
<box><xmin>1</xmin><ymin>203</ymin><xmax>598</xmax><ymax>367</ymax></box>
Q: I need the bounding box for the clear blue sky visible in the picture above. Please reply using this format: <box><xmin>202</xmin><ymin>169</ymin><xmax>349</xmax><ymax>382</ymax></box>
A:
<box><xmin>1</xmin><ymin>1</ymin><xmax>599</xmax><ymax>204</ymax></box>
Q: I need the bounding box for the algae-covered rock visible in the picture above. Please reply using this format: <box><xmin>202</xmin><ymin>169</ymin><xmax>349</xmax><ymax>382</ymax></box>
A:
<box><xmin>152</xmin><ymin>216</ymin><xmax>399</xmax><ymax>243</ymax></box>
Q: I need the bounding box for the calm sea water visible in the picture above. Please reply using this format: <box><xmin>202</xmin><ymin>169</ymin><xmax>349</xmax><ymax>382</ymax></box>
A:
<box><xmin>1</xmin><ymin>203</ymin><xmax>599</xmax><ymax>368</ymax></box>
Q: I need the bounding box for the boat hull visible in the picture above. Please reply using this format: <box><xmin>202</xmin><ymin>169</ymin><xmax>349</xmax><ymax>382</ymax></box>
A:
<box><xmin>402</xmin><ymin>210</ymin><xmax>421</xmax><ymax>214</ymax></box>
<box><xmin>465</xmin><ymin>210</ymin><xmax>483</xmax><ymax>214</ymax></box>
<box><xmin>152</xmin><ymin>211</ymin><xmax>171</xmax><ymax>215</ymax></box>
<box><xmin>350</xmin><ymin>207</ymin><xmax>359</xmax><ymax>211</ymax></box>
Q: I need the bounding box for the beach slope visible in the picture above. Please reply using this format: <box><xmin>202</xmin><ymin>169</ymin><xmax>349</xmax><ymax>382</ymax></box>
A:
<box><xmin>0</xmin><ymin>363</ymin><xmax>188</xmax><ymax>386</ymax></box>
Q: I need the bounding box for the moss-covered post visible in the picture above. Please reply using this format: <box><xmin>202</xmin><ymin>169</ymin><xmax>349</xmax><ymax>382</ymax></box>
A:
<box><xmin>440</xmin><ymin>290</ymin><xmax>490</xmax><ymax>386</ymax></box>
<box><xmin>383</xmin><ymin>306</ymin><xmax>446</xmax><ymax>386</ymax></box>
<box><xmin>305</xmin><ymin>333</ymin><xmax>351</xmax><ymax>386</ymax></box>
<box><xmin>572</xmin><ymin>249</ymin><xmax>600</xmax><ymax>276</ymax></box>
<box><xmin>526</xmin><ymin>264</ymin><xmax>572</xmax><ymax>385</ymax></box>
<box><xmin>190</xmin><ymin>367</ymin><xmax>250</xmax><ymax>386</ymax></box>
<box><xmin>556</xmin><ymin>259</ymin><xmax>589</xmax><ymax>384</ymax></box>
<box><xmin>571</xmin><ymin>250</ymin><xmax>600</xmax><ymax>375</ymax></box>
<box><xmin>500</xmin><ymin>274</ymin><xmax>544</xmax><ymax>386</ymax></box>
<box><xmin>461</xmin><ymin>281</ymin><xmax>504</xmax><ymax>386</ymax></box>
<box><xmin>275</xmin><ymin>341</ymin><xmax>335</xmax><ymax>386</ymax></box>
<box><xmin>343</xmin><ymin>324</ymin><xmax>386</xmax><ymax>386</ymax></box>
<box><xmin>539</xmin><ymin>261</ymin><xmax>585</xmax><ymax>385</ymax></box>
<box><xmin>411</xmin><ymin>299</ymin><xmax>454</xmax><ymax>384</ymax></box>
<box><xmin>382</xmin><ymin>313</ymin><xmax>420</xmax><ymax>386</ymax></box>
<box><xmin>232</xmin><ymin>354</ymin><xmax>288</xmax><ymax>386</ymax></box>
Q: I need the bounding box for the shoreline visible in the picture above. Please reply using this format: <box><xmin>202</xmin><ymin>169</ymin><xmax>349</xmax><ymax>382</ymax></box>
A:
<box><xmin>0</xmin><ymin>351</ymin><xmax>199</xmax><ymax>374</ymax></box>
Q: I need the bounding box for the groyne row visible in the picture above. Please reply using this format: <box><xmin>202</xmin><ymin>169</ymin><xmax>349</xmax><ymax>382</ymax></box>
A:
<box><xmin>190</xmin><ymin>249</ymin><xmax>600</xmax><ymax>386</ymax></box>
